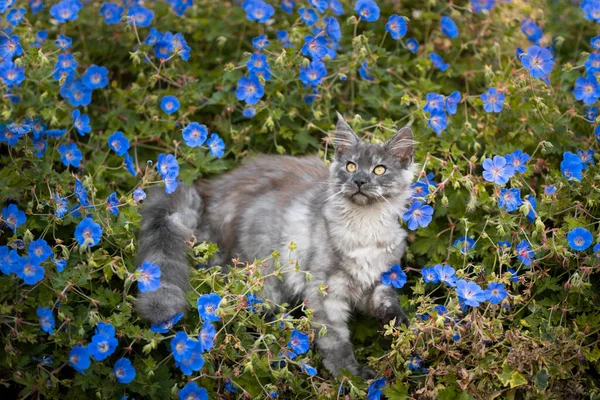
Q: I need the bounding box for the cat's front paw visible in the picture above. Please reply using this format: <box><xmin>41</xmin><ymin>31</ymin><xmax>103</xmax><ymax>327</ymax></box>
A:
<box><xmin>357</xmin><ymin>365</ymin><xmax>377</xmax><ymax>380</ymax></box>
<box><xmin>136</xmin><ymin>283</ymin><xmax>188</xmax><ymax>323</ymax></box>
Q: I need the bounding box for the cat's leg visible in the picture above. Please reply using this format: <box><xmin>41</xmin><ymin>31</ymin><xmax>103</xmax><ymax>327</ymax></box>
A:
<box><xmin>359</xmin><ymin>283</ymin><xmax>409</xmax><ymax>327</ymax></box>
<box><xmin>311</xmin><ymin>296</ymin><xmax>376</xmax><ymax>380</ymax></box>
<box><xmin>135</xmin><ymin>186</ymin><xmax>203</xmax><ymax>323</ymax></box>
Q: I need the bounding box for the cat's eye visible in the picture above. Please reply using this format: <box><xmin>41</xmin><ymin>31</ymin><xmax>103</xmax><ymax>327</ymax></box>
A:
<box><xmin>346</xmin><ymin>162</ymin><xmax>357</xmax><ymax>173</ymax></box>
<box><xmin>373</xmin><ymin>165</ymin><xmax>386</xmax><ymax>175</ymax></box>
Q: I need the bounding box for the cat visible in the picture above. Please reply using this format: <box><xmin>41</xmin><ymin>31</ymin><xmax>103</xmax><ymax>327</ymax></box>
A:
<box><xmin>136</xmin><ymin>113</ymin><xmax>415</xmax><ymax>379</ymax></box>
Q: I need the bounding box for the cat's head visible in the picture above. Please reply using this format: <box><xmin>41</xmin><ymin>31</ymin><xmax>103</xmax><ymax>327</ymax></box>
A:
<box><xmin>330</xmin><ymin>112</ymin><xmax>416</xmax><ymax>206</ymax></box>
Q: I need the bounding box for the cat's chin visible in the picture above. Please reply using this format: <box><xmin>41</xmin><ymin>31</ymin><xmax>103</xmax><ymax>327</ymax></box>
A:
<box><xmin>348</xmin><ymin>192</ymin><xmax>373</xmax><ymax>206</ymax></box>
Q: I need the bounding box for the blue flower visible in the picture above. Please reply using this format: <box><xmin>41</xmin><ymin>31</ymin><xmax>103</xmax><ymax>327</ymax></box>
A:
<box><xmin>454</xmin><ymin>237</ymin><xmax>475</xmax><ymax>254</ymax></box>
<box><xmin>516</xmin><ymin>240</ymin><xmax>533</xmax><ymax>266</ymax></box>
<box><xmin>242</xmin><ymin>108</ymin><xmax>256</xmax><ymax>118</ymax></box>
<box><xmin>136</xmin><ymin>261</ymin><xmax>161</xmax><ymax>293</ymax></box>
<box><xmin>567</xmin><ymin>227</ymin><xmax>593</xmax><ymax>251</ymax></box>
<box><xmin>0</xmin><ymin>61</ymin><xmax>25</xmax><ymax>87</ymax></box>
<box><xmin>175</xmin><ymin>343</ymin><xmax>204</xmax><ymax>375</ymax></box>
<box><xmin>288</xmin><ymin>328</ymin><xmax>310</xmax><ymax>355</ymax></box>
<box><xmin>161</xmin><ymin>95</ymin><xmax>180</xmax><ymax>114</ymax></box>
<box><xmin>484</xmin><ymin>282</ymin><xmax>507</xmax><ymax>304</ymax></box>
<box><xmin>521</xmin><ymin>18</ymin><xmax>542</xmax><ymax>44</ymax></box>
<box><xmin>523</xmin><ymin>195</ymin><xmax>537</xmax><ymax>223</ymax></box>
<box><xmin>100</xmin><ymin>2</ymin><xmax>124</xmax><ymax>24</ymax></box>
<box><xmin>428</xmin><ymin>109</ymin><xmax>448</xmax><ymax>135</ymax></box>
<box><xmin>505</xmin><ymin>150</ymin><xmax>530</xmax><ymax>173</ymax></box>
<box><xmin>0</xmin><ymin>246</ymin><xmax>19</xmax><ymax>275</ymax></box>
<box><xmin>144</xmin><ymin>28</ymin><xmax>163</xmax><ymax>45</ymax></box>
<box><xmin>560</xmin><ymin>152</ymin><xmax>585</xmax><ymax>181</ymax></box>
<box><xmin>236</xmin><ymin>74</ymin><xmax>265</xmax><ymax>105</ymax></box>
<box><xmin>423</xmin><ymin>93</ymin><xmax>445</xmax><ymax>113</ymax></box>
<box><xmin>197</xmin><ymin>293</ymin><xmax>222</xmax><ymax>322</ymax></box>
<box><xmin>577</xmin><ymin>148</ymin><xmax>595</xmax><ymax>168</ymax></box>
<box><xmin>182</xmin><ymin>122</ymin><xmax>208</xmax><ymax>147</ymax></box>
<box><xmin>421</xmin><ymin>267</ymin><xmax>439</xmax><ymax>283</ymax></box>
<box><xmin>0</xmin><ymin>35</ymin><xmax>23</xmax><ymax>59</ymax></box>
<box><xmin>89</xmin><ymin>333</ymin><xmax>118</xmax><ymax>361</ymax></box>
<box><xmin>325</xmin><ymin>16</ymin><xmax>341</xmax><ymax>41</ymax></box>
<box><xmin>56</xmin><ymin>53</ymin><xmax>78</xmax><ymax>72</ymax></box>
<box><xmin>543</xmin><ymin>185</ymin><xmax>556</xmax><ymax>196</ymax></box>
<box><xmin>114</xmin><ymin>358</ymin><xmax>136</xmax><ymax>384</ymax></box>
<box><xmin>582</xmin><ymin>0</ymin><xmax>600</xmax><ymax>22</ymax></box>
<box><xmin>246</xmin><ymin>53</ymin><xmax>271</xmax><ymax>77</ymax></box>
<box><xmin>406</xmin><ymin>38</ymin><xmax>419</xmax><ymax>53</ymax></box>
<box><xmin>440</xmin><ymin>16</ymin><xmax>458</xmax><ymax>38</ymax></box>
<box><xmin>95</xmin><ymin>321</ymin><xmax>116</xmax><ymax>337</ymax></box>
<box><xmin>481</xmin><ymin>87</ymin><xmax>505</xmax><ymax>113</ymax></box>
<box><xmin>402</xmin><ymin>201</ymin><xmax>434</xmax><ymax>230</ymax></box>
<box><xmin>592</xmin><ymin>35</ymin><xmax>600</xmax><ymax>50</ymax></box>
<box><xmin>207</xmin><ymin>133</ymin><xmax>226</xmax><ymax>158</ymax></box>
<box><xmin>445</xmin><ymin>91</ymin><xmax>460</xmax><ymax>115</ymax></box>
<box><xmin>13</xmin><ymin>257</ymin><xmax>45</xmax><ymax>285</ymax></box>
<box><xmin>37</xmin><ymin>308</ymin><xmax>55</xmax><ymax>335</ymax></box>
<box><xmin>281</xmin><ymin>0</ymin><xmax>295</xmax><ymax>14</ymax></box>
<box><xmin>482</xmin><ymin>155</ymin><xmax>515</xmax><ymax>185</ymax></box>
<box><xmin>124</xmin><ymin>153</ymin><xmax>137</xmax><ymax>177</ymax></box>
<box><xmin>301</xmin><ymin>361</ymin><xmax>317</xmax><ymax>376</ymax></box>
<box><xmin>585</xmin><ymin>54</ymin><xmax>600</xmax><ymax>75</ymax></box>
<box><xmin>54</xmin><ymin>258</ymin><xmax>66</xmax><ymax>272</ymax></box>
<box><xmin>30</xmin><ymin>0</ymin><xmax>43</xmax><ymax>14</ymax></box>
<box><xmin>171</xmin><ymin>331</ymin><xmax>196</xmax><ymax>361</ymax></box>
<box><xmin>276</xmin><ymin>30</ymin><xmax>292</xmax><ymax>47</ymax></box>
<box><xmin>366</xmin><ymin>377</ymin><xmax>386</xmax><ymax>400</ymax></box>
<box><xmin>55</xmin><ymin>34</ymin><xmax>72</xmax><ymax>50</ymax></box>
<box><xmin>408</xmin><ymin>355</ymin><xmax>422</xmax><ymax>371</ymax></box>
<box><xmin>498</xmin><ymin>188</ymin><xmax>522</xmax><ymax>212</ymax></box>
<box><xmin>456</xmin><ymin>280</ymin><xmax>486</xmax><ymax>307</ymax></box>
<box><xmin>298</xmin><ymin>7</ymin><xmax>318</xmax><ymax>26</ymax></box>
<box><xmin>82</xmin><ymin>65</ymin><xmax>109</xmax><ymax>90</ymax></box>
<box><xmin>358</xmin><ymin>61</ymin><xmax>375</xmax><ymax>81</ymax></box>
<box><xmin>108</xmin><ymin>131</ymin><xmax>130</xmax><ymax>156</ymax></box>
<box><xmin>355</xmin><ymin>0</ymin><xmax>379</xmax><ymax>22</ymax></box>
<box><xmin>299</xmin><ymin>60</ymin><xmax>327</xmax><ymax>88</ymax></box>
<box><xmin>386</xmin><ymin>14</ymin><xmax>407</xmax><ymax>40</ymax></box>
<box><xmin>155</xmin><ymin>32</ymin><xmax>191</xmax><ymax>61</ymax></box>
<box><xmin>594</xmin><ymin>244</ymin><xmax>600</xmax><ymax>258</ymax></box>
<box><xmin>225</xmin><ymin>380</ymin><xmax>237</xmax><ymax>393</ymax></box>
<box><xmin>150</xmin><ymin>313</ymin><xmax>183</xmax><ymax>333</ymax></box>
<box><xmin>127</xmin><ymin>5</ymin><xmax>154</xmax><ymax>28</ymax></box>
<box><xmin>28</xmin><ymin>239</ymin><xmax>52</xmax><ymax>264</ymax></box>
<box><xmin>410</xmin><ymin>181</ymin><xmax>429</xmax><ymax>198</ymax></box>
<box><xmin>199</xmin><ymin>322</ymin><xmax>216</xmax><ymax>352</ymax></box>
<box><xmin>246</xmin><ymin>293</ymin><xmax>264</xmax><ymax>313</ymax></box>
<box><xmin>164</xmin><ymin>172</ymin><xmax>179</xmax><ymax>193</ymax></box>
<box><xmin>69</xmin><ymin>345</ymin><xmax>90</xmax><ymax>373</ymax></box>
<box><xmin>381</xmin><ymin>264</ymin><xmax>407</xmax><ymax>288</ymax></box>
<box><xmin>50</xmin><ymin>0</ymin><xmax>82</xmax><ymax>23</ymax></box>
<box><xmin>430</xmin><ymin>53</ymin><xmax>449</xmax><ymax>71</ymax></box>
<box><xmin>309</xmin><ymin>0</ymin><xmax>327</xmax><ymax>13</ymax></box>
<box><xmin>72</xmin><ymin>109</ymin><xmax>91</xmax><ymax>136</ymax></box>
<box><xmin>302</xmin><ymin>35</ymin><xmax>328</xmax><ymax>60</ymax></box>
<box><xmin>33</xmin><ymin>30</ymin><xmax>48</xmax><ymax>47</ymax></box>
<box><xmin>520</xmin><ymin>46</ymin><xmax>554</xmax><ymax>79</ymax></box>
<box><xmin>471</xmin><ymin>0</ymin><xmax>495</xmax><ymax>13</ymax></box>
<box><xmin>252</xmin><ymin>35</ymin><xmax>269</xmax><ymax>50</ymax></box>
<box><xmin>74</xmin><ymin>178</ymin><xmax>90</xmax><ymax>206</ymax></box>
<box><xmin>178</xmin><ymin>382</ymin><xmax>208</xmax><ymax>400</ymax></box>
<box><xmin>61</xmin><ymin>80</ymin><xmax>93</xmax><ymax>107</ymax></box>
<box><xmin>106</xmin><ymin>192</ymin><xmax>119</xmax><ymax>216</ymax></box>
<box><xmin>574</xmin><ymin>75</ymin><xmax>600</xmax><ymax>104</ymax></box>
<box><xmin>58</xmin><ymin>143</ymin><xmax>82</xmax><ymax>168</ymax></box>
<box><xmin>6</xmin><ymin>7</ymin><xmax>25</xmax><ymax>26</ymax></box>
<box><xmin>433</xmin><ymin>264</ymin><xmax>456</xmax><ymax>287</ymax></box>
<box><xmin>244</xmin><ymin>0</ymin><xmax>274</xmax><ymax>23</ymax></box>
<box><xmin>157</xmin><ymin>153</ymin><xmax>180</xmax><ymax>178</ymax></box>
<box><xmin>74</xmin><ymin>218</ymin><xmax>102</xmax><ymax>248</ymax></box>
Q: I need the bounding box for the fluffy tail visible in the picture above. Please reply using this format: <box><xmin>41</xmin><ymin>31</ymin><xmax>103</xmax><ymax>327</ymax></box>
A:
<box><xmin>135</xmin><ymin>185</ymin><xmax>203</xmax><ymax>323</ymax></box>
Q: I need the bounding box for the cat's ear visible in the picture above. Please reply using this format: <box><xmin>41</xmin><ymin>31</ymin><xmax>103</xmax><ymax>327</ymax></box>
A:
<box><xmin>384</xmin><ymin>126</ymin><xmax>414</xmax><ymax>165</ymax></box>
<box><xmin>334</xmin><ymin>112</ymin><xmax>361</xmax><ymax>156</ymax></box>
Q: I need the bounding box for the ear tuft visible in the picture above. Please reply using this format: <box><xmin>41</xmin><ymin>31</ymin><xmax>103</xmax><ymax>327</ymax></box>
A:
<box><xmin>334</xmin><ymin>112</ymin><xmax>361</xmax><ymax>156</ymax></box>
<box><xmin>384</xmin><ymin>127</ymin><xmax>414</xmax><ymax>165</ymax></box>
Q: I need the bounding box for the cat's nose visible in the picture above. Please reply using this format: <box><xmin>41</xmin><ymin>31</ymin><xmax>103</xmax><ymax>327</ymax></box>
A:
<box><xmin>353</xmin><ymin>175</ymin><xmax>368</xmax><ymax>187</ymax></box>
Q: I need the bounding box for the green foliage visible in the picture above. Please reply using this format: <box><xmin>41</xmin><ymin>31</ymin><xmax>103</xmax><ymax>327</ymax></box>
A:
<box><xmin>1</xmin><ymin>0</ymin><xmax>600</xmax><ymax>399</ymax></box>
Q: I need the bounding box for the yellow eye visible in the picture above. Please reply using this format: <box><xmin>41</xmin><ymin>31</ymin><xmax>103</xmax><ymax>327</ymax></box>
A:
<box><xmin>346</xmin><ymin>162</ymin><xmax>357</xmax><ymax>172</ymax></box>
<box><xmin>373</xmin><ymin>166</ymin><xmax>386</xmax><ymax>175</ymax></box>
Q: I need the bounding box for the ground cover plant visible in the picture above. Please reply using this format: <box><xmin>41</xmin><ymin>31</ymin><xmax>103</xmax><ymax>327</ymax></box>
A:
<box><xmin>1</xmin><ymin>0</ymin><xmax>600</xmax><ymax>398</ymax></box>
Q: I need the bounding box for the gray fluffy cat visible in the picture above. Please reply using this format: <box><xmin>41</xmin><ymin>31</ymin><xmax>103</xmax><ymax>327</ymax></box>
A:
<box><xmin>136</xmin><ymin>113</ymin><xmax>415</xmax><ymax>379</ymax></box>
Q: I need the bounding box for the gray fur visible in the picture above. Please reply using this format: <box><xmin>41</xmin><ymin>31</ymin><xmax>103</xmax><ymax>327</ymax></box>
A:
<box><xmin>136</xmin><ymin>113</ymin><xmax>415</xmax><ymax>379</ymax></box>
